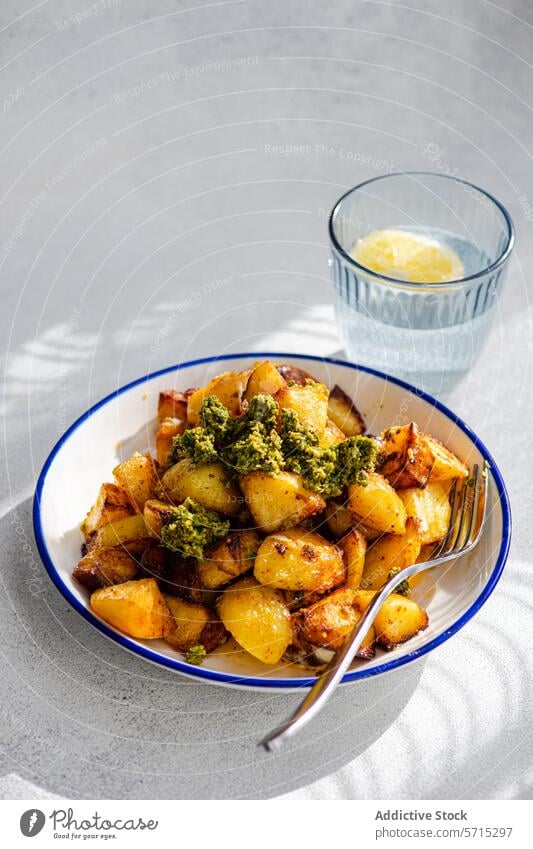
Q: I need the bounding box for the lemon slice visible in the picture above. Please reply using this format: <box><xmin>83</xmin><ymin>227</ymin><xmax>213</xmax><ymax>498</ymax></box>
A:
<box><xmin>351</xmin><ymin>228</ymin><xmax>464</xmax><ymax>283</ymax></box>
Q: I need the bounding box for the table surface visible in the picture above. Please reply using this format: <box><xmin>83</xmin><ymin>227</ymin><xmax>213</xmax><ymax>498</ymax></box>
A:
<box><xmin>1</xmin><ymin>0</ymin><xmax>532</xmax><ymax>800</ymax></box>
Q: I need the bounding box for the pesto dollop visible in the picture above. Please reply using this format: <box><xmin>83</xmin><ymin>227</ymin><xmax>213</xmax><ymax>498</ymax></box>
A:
<box><xmin>172</xmin><ymin>393</ymin><xmax>377</xmax><ymax>497</ymax></box>
<box><xmin>160</xmin><ymin>497</ymin><xmax>230</xmax><ymax>559</ymax></box>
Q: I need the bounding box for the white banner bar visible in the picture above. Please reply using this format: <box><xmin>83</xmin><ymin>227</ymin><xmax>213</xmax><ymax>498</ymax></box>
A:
<box><xmin>2</xmin><ymin>799</ymin><xmax>530</xmax><ymax>848</ymax></box>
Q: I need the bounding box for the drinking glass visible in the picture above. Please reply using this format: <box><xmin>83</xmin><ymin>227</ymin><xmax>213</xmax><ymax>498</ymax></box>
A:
<box><xmin>329</xmin><ymin>172</ymin><xmax>514</xmax><ymax>395</ymax></box>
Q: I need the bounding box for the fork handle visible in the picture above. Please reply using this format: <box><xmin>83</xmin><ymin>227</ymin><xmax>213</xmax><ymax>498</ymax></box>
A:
<box><xmin>260</xmin><ymin>584</ymin><xmax>397</xmax><ymax>752</ymax></box>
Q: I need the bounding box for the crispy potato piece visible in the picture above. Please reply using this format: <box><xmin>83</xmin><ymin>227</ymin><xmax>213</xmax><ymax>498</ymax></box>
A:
<box><xmin>113</xmin><ymin>451</ymin><xmax>159</xmax><ymax>512</ymax></box>
<box><xmin>160</xmin><ymin>458</ymin><xmax>241</xmax><ymax>516</ymax></box>
<box><xmin>276</xmin><ymin>380</ymin><xmax>329</xmax><ymax>437</ymax></box>
<box><xmin>424</xmin><ymin>434</ymin><xmax>469</xmax><ymax>482</ymax></box>
<box><xmin>378</xmin><ymin>423</ymin><xmax>435</xmax><ymax>489</ymax></box>
<box><xmin>352</xmin><ymin>589</ymin><xmax>428</xmax><ymax>649</ymax></box>
<box><xmin>399</xmin><ymin>482</ymin><xmax>451</xmax><ymax>544</ymax></box>
<box><xmin>327</xmin><ymin>385</ymin><xmax>365</xmax><ymax>437</ymax></box>
<box><xmin>325</xmin><ymin>501</ymin><xmax>354</xmax><ymax>537</ymax></box>
<box><xmin>80</xmin><ymin>483</ymin><xmax>134</xmax><ymax>540</ymax></box>
<box><xmin>187</xmin><ymin>370</ymin><xmax>250</xmax><ymax>426</ymax></box>
<box><xmin>239</xmin><ymin>470</ymin><xmax>326</xmax><ymax>533</ymax></box>
<box><xmin>90</xmin><ymin>578</ymin><xmax>172</xmax><ymax>639</ymax></box>
<box><xmin>217</xmin><ymin>576</ymin><xmax>292</xmax><ymax>665</ymax></box>
<box><xmin>275</xmin><ymin>364</ymin><xmax>313</xmax><ymax>385</ymax></box>
<box><xmin>156</xmin><ymin>417</ymin><xmax>186</xmax><ymax>466</ymax></box>
<box><xmin>164</xmin><ymin>595</ymin><xmax>227</xmax><ymax>653</ymax></box>
<box><xmin>160</xmin><ymin>556</ymin><xmax>216</xmax><ymax>606</ymax></box>
<box><xmin>319</xmin><ymin>418</ymin><xmax>346</xmax><ymax>448</ymax></box>
<box><xmin>339</xmin><ymin>529</ymin><xmax>367</xmax><ymax>589</ymax></box>
<box><xmin>348</xmin><ymin>472</ymin><xmax>407</xmax><ymax>534</ymax></box>
<box><xmin>138</xmin><ymin>540</ymin><xmax>169</xmax><ymax>580</ymax></box>
<box><xmin>143</xmin><ymin>499</ymin><xmax>179</xmax><ymax>539</ymax></box>
<box><xmin>244</xmin><ymin>361</ymin><xmax>286</xmax><ymax>401</ymax></box>
<box><xmin>73</xmin><ymin>548</ymin><xmax>138</xmax><ymax>591</ymax></box>
<box><xmin>197</xmin><ymin>529</ymin><xmax>260</xmax><ymax>589</ymax></box>
<box><xmin>291</xmin><ymin>588</ymin><xmax>375</xmax><ymax>658</ymax></box>
<box><xmin>254</xmin><ymin>528</ymin><xmax>345</xmax><ymax>592</ymax></box>
<box><xmin>360</xmin><ymin>517</ymin><xmax>421</xmax><ymax>591</ymax></box>
<box><xmin>158</xmin><ymin>390</ymin><xmax>187</xmax><ymax>422</ymax></box>
<box><xmin>88</xmin><ymin>514</ymin><xmax>148</xmax><ymax>550</ymax></box>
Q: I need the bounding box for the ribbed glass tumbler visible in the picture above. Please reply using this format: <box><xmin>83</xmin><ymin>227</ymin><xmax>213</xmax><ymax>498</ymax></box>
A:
<box><xmin>329</xmin><ymin>172</ymin><xmax>514</xmax><ymax>395</ymax></box>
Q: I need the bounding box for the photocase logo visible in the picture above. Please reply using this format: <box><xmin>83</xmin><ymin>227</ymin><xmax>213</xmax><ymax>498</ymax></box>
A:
<box><xmin>20</xmin><ymin>809</ymin><xmax>46</xmax><ymax>837</ymax></box>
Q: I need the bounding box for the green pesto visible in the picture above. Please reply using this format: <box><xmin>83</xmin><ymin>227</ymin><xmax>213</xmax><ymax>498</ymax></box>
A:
<box><xmin>184</xmin><ymin>644</ymin><xmax>206</xmax><ymax>665</ymax></box>
<box><xmin>388</xmin><ymin>567</ymin><xmax>411</xmax><ymax>596</ymax></box>
<box><xmin>221</xmin><ymin>422</ymin><xmax>283</xmax><ymax>475</ymax></box>
<box><xmin>160</xmin><ymin>497</ymin><xmax>230</xmax><ymax>559</ymax></box>
<box><xmin>177</xmin><ymin>427</ymin><xmax>218</xmax><ymax>465</ymax></box>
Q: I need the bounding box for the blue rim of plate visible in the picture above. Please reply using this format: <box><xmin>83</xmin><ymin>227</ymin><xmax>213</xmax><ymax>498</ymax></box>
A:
<box><xmin>33</xmin><ymin>352</ymin><xmax>512</xmax><ymax>689</ymax></box>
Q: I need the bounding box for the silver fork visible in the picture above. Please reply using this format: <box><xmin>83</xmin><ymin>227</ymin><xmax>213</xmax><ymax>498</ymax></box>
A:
<box><xmin>260</xmin><ymin>462</ymin><xmax>489</xmax><ymax>752</ymax></box>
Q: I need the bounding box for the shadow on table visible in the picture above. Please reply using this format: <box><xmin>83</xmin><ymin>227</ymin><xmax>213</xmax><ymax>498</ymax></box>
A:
<box><xmin>1</xmin><ymin>497</ymin><xmax>424</xmax><ymax>800</ymax></box>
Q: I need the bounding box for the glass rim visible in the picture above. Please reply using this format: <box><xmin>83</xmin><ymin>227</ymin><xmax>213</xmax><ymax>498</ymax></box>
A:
<box><xmin>328</xmin><ymin>170</ymin><xmax>515</xmax><ymax>288</ymax></box>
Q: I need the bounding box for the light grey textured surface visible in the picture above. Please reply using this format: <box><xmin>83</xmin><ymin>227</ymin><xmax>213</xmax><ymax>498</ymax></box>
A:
<box><xmin>1</xmin><ymin>0</ymin><xmax>532</xmax><ymax>800</ymax></box>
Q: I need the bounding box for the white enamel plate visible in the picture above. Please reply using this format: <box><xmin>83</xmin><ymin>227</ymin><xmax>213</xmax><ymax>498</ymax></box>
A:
<box><xmin>33</xmin><ymin>353</ymin><xmax>511</xmax><ymax>691</ymax></box>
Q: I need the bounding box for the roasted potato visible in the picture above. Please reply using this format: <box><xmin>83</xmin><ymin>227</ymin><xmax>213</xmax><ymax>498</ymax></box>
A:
<box><xmin>351</xmin><ymin>589</ymin><xmax>428</xmax><ymax>649</ymax></box>
<box><xmin>319</xmin><ymin>418</ymin><xmax>346</xmax><ymax>448</ymax></box>
<box><xmin>138</xmin><ymin>540</ymin><xmax>169</xmax><ymax>580</ymax></box>
<box><xmin>276</xmin><ymin>380</ymin><xmax>329</xmax><ymax>437</ymax></box>
<box><xmin>399</xmin><ymin>481</ymin><xmax>451</xmax><ymax>544</ymax></box>
<box><xmin>87</xmin><ymin>513</ymin><xmax>149</xmax><ymax>550</ymax></box>
<box><xmin>90</xmin><ymin>578</ymin><xmax>172</xmax><ymax>639</ymax></box>
<box><xmin>143</xmin><ymin>499</ymin><xmax>179</xmax><ymax>539</ymax></box>
<box><xmin>327</xmin><ymin>385</ymin><xmax>365</xmax><ymax>437</ymax></box>
<box><xmin>217</xmin><ymin>576</ymin><xmax>292</xmax><ymax>664</ymax></box>
<box><xmin>244</xmin><ymin>360</ymin><xmax>286</xmax><ymax>401</ymax></box>
<box><xmin>158</xmin><ymin>389</ymin><xmax>187</xmax><ymax>422</ymax></box>
<box><xmin>348</xmin><ymin>472</ymin><xmax>407</xmax><ymax>534</ymax></box>
<box><xmin>360</xmin><ymin>517</ymin><xmax>421</xmax><ymax>591</ymax></box>
<box><xmin>291</xmin><ymin>588</ymin><xmax>375</xmax><ymax>658</ymax></box>
<box><xmin>73</xmin><ymin>547</ymin><xmax>138</xmax><ymax>591</ymax></box>
<box><xmin>275</xmin><ymin>364</ymin><xmax>313</xmax><ymax>385</ymax></box>
<box><xmin>377</xmin><ymin>423</ymin><xmax>435</xmax><ymax>489</ymax></box>
<box><xmin>113</xmin><ymin>452</ymin><xmax>159</xmax><ymax>512</ymax></box>
<box><xmin>254</xmin><ymin>528</ymin><xmax>345</xmax><ymax>592</ymax></box>
<box><xmin>425</xmin><ymin>435</ymin><xmax>469</xmax><ymax>482</ymax></box>
<box><xmin>164</xmin><ymin>595</ymin><xmax>227</xmax><ymax>653</ymax></box>
<box><xmin>197</xmin><ymin>529</ymin><xmax>260</xmax><ymax>589</ymax></box>
<box><xmin>160</xmin><ymin>458</ymin><xmax>241</xmax><ymax>516</ymax></box>
<box><xmin>239</xmin><ymin>470</ymin><xmax>326</xmax><ymax>533</ymax></box>
<box><xmin>187</xmin><ymin>370</ymin><xmax>250</xmax><ymax>426</ymax></box>
<box><xmin>80</xmin><ymin>483</ymin><xmax>134</xmax><ymax>540</ymax></box>
<box><xmin>325</xmin><ymin>501</ymin><xmax>354</xmax><ymax>537</ymax></box>
<box><xmin>156</xmin><ymin>417</ymin><xmax>186</xmax><ymax>466</ymax></box>
<box><xmin>339</xmin><ymin>528</ymin><xmax>367</xmax><ymax>589</ymax></box>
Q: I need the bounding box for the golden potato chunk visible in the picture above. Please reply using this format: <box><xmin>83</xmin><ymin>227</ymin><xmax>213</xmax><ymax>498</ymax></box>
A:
<box><xmin>275</xmin><ymin>364</ymin><xmax>313</xmax><ymax>385</ymax></box>
<box><xmin>276</xmin><ymin>380</ymin><xmax>329</xmax><ymax>437</ymax></box>
<box><xmin>156</xmin><ymin>417</ymin><xmax>186</xmax><ymax>466</ymax></box>
<box><xmin>164</xmin><ymin>595</ymin><xmax>227</xmax><ymax>653</ymax></box>
<box><xmin>327</xmin><ymin>385</ymin><xmax>365</xmax><ymax>437</ymax></box>
<box><xmin>160</xmin><ymin>458</ymin><xmax>241</xmax><ymax>516</ymax></box>
<box><xmin>378</xmin><ymin>423</ymin><xmax>435</xmax><ymax>489</ymax></box>
<box><xmin>244</xmin><ymin>360</ymin><xmax>286</xmax><ymax>401</ymax></box>
<box><xmin>425</xmin><ymin>435</ymin><xmax>469</xmax><ymax>482</ymax></box>
<box><xmin>197</xmin><ymin>529</ymin><xmax>260</xmax><ymax>589</ymax></box>
<box><xmin>158</xmin><ymin>390</ymin><xmax>187</xmax><ymax>422</ymax></box>
<box><xmin>217</xmin><ymin>577</ymin><xmax>292</xmax><ymax>665</ymax></box>
<box><xmin>339</xmin><ymin>529</ymin><xmax>367</xmax><ymax>589</ymax></box>
<box><xmin>319</xmin><ymin>418</ymin><xmax>346</xmax><ymax>448</ymax></box>
<box><xmin>325</xmin><ymin>501</ymin><xmax>354</xmax><ymax>537</ymax></box>
<box><xmin>113</xmin><ymin>452</ymin><xmax>159</xmax><ymax>512</ymax></box>
<box><xmin>254</xmin><ymin>528</ymin><xmax>345</xmax><ymax>592</ymax></box>
<box><xmin>90</xmin><ymin>578</ymin><xmax>172</xmax><ymax>639</ymax></box>
<box><xmin>187</xmin><ymin>370</ymin><xmax>250</xmax><ymax>426</ymax></box>
<box><xmin>361</xmin><ymin>517</ymin><xmax>421</xmax><ymax>591</ymax></box>
<box><xmin>399</xmin><ymin>481</ymin><xmax>451</xmax><ymax>544</ymax></box>
<box><xmin>80</xmin><ymin>483</ymin><xmax>134</xmax><ymax>540</ymax></box>
<box><xmin>143</xmin><ymin>499</ymin><xmax>179</xmax><ymax>539</ymax></box>
<box><xmin>239</xmin><ymin>470</ymin><xmax>326</xmax><ymax>533</ymax></box>
<box><xmin>73</xmin><ymin>547</ymin><xmax>138</xmax><ymax>591</ymax></box>
<box><xmin>352</xmin><ymin>590</ymin><xmax>428</xmax><ymax>649</ymax></box>
<box><xmin>291</xmin><ymin>588</ymin><xmax>375</xmax><ymax>658</ymax></box>
<box><xmin>87</xmin><ymin>514</ymin><xmax>148</xmax><ymax>550</ymax></box>
<box><xmin>348</xmin><ymin>472</ymin><xmax>407</xmax><ymax>534</ymax></box>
